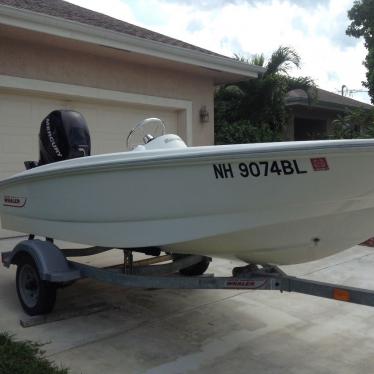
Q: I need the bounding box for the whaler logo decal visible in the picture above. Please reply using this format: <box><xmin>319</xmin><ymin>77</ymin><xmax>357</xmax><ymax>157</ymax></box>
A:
<box><xmin>3</xmin><ymin>195</ymin><xmax>27</xmax><ymax>208</ymax></box>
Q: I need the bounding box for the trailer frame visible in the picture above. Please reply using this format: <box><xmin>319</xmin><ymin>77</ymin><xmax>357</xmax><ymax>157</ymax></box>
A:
<box><xmin>3</xmin><ymin>239</ymin><xmax>374</xmax><ymax>318</ymax></box>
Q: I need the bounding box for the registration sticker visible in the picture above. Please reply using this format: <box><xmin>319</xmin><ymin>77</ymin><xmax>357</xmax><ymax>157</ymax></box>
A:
<box><xmin>310</xmin><ymin>157</ymin><xmax>329</xmax><ymax>171</ymax></box>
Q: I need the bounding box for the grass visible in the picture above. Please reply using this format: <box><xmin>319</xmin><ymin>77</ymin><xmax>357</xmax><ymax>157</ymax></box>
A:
<box><xmin>0</xmin><ymin>332</ymin><xmax>69</xmax><ymax>374</ymax></box>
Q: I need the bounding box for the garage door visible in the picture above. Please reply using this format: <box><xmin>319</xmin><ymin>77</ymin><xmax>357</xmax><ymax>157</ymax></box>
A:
<box><xmin>0</xmin><ymin>91</ymin><xmax>179</xmax><ymax>238</ymax></box>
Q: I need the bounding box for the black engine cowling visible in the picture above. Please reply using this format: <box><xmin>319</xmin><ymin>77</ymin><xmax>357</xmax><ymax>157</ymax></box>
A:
<box><xmin>39</xmin><ymin>110</ymin><xmax>91</xmax><ymax>165</ymax></box>
<box><xmin>25</xmin><ymin>110</ymin><xmax>91</xmax><ymax>169</ymax></box>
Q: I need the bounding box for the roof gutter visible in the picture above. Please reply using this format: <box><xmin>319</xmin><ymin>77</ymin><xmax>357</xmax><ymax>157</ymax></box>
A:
<box><xmin>0</xmin><ymin>4</ymin><xmax>264</xmax><ymax>79</ymax></box>
<box><xmin>286</xmin><ymin>97</ymin><xmax>373</xmax><ymax>112</ymax></box>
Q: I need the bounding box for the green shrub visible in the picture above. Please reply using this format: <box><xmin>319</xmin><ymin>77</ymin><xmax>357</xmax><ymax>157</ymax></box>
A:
<box><xmin>0</xmin><ymin>332</ymin><xmax>69</xmax><ymax>374</ymax></box>
<box><xmin>215</xmin><ymin>120</ymin><xmax>282</xmax><ymax>145</ymax></box>
<box><xmin>214</xmin><ymin>46</ymin><xmax>316</xmax><ymax>145</ymax></box>
<box><xmin>330</xmin><ymin>108</ymin><xmax>374</xmax><ymax>139</ymax></box>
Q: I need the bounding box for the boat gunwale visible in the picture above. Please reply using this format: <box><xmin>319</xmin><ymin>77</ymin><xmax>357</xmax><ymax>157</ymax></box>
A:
<box><xmin>1</xmin><ymin>140</ymin><xmax>374</xmax><ymax>188</ymax></box>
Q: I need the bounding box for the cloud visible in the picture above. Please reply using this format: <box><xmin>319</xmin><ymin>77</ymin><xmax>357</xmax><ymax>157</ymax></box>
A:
<box><xmin>327</xmin><ymin>71</ymin><xmax>339</xmax><ymax>82</ymax></box>
<box><xmin>286</xmin><ymin>0</ymin><xmax>328</xmax><ymax>6</ymax></box>
<box><xmin>162</xmin><ymin>0</ymin><xmax>330</xmax><ymax>9</ymax></box>
<box><xmin>326</xmin><ymin>10</ymin><xmax>360</xmax><ymax>49</ymax></box>
<box><xmin>220</xmin><ymin>36</ymin><xmax>244</xmax><ymax>56</ymax></box>
<box><xmin>291</xmin><ymin>17</ymin><xmax>308</xmax><ymax>34</ymax></box>
<box><xmin>186</xmin><ymin>19</ymin><xmax>204</xmax><ymax>32</ymax></box>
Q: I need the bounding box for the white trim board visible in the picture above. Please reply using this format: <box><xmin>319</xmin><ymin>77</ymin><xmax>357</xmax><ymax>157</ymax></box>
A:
<box><xmin>0</xmin><ymin>74</ymin><xmax>193</xmax><ymax>145</ymax></box>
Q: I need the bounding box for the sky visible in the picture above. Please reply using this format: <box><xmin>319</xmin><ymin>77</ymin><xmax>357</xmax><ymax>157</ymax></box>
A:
<box><xmin>67</xmin><ymin>0</ymin><xmax>371</xmax><ymax>104</ymax></box>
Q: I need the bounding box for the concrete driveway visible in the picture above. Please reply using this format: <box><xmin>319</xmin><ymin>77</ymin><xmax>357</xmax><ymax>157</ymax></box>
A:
<box><xmin>1</xmin><ymin>237</ymin><xmax>374</xmax><ymax>374</ymax></box>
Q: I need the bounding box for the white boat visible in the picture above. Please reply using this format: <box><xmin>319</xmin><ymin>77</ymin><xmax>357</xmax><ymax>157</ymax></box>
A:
<box><xmin>1</xmin><ymin>111</ymin><xmax>374</xmax><ymax>265</ymax></box>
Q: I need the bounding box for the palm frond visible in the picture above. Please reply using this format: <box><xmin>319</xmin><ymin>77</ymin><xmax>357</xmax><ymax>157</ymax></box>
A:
<box><xmin>233</xmin><ymin>53</ymin><xmax>250</xmax><ymax>63</ymax></box>
<box><xmin>250</xmin><ymin>53</ymin><xmax>265</xmax><ymax>67</ymax></box>
<box><xmin>234</xmin><ymin>53</ymin><xmax>265</xmax><ymax>67</ymax></box>
<box><xmin>265</xmin><ymin>46</ymin><xmax>301</xmax><ymax>77</ymax></box>
<box><xmin>286</xmin><ymin>76</ymin><xmax>317</xmax><ymax>103</ymax></box>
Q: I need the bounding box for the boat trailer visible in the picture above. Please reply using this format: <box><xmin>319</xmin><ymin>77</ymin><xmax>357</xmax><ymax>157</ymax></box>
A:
<box><xmin>2</xmin><ymin>239</ymin><xmax>374</xmax><ymax>320</ymax></box>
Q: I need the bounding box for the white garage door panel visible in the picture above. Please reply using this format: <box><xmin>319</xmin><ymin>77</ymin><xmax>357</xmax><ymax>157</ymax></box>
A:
<box><xmin>0</xmin><ymin>91</ymin><xmax>179</xmax><ymax>238</ymax></box>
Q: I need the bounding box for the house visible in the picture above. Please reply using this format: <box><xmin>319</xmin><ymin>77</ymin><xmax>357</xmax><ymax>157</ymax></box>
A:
<box><xmin>286</xmin><ymin>88</ymin><xmax>373</xmax><ymax>140</ymax></box>
<box><xmin>0</xmin><ymin>0</ymin><xmax>263</xmax><ymax>238</ymax></box>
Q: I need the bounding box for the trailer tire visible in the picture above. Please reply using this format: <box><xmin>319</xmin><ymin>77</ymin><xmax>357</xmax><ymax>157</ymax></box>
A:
<box><xmin>174</xmin><ymin>255</ymin><xmax>210</xmax><ymax>276</ymax></box>
<box><xmin>16</xmin><ymin>254</ymin><xmax>57</xmax><ymax>316</ymax></box>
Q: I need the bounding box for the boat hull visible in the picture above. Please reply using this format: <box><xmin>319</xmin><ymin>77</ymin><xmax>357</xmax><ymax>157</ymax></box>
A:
<box><xmin>1</xmin><ymin>140</ymin><xmax>374</xmax><ymax>265</ymax></box>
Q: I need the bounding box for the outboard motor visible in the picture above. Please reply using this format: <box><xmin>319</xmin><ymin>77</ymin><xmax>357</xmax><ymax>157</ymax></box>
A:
<box><xmin>25</xmin><ymin>110</ymin><xmax>91</xmax><ymax>169</ymax></box>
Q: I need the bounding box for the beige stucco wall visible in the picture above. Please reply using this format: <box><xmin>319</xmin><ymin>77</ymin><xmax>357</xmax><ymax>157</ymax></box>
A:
<box><xmin>0</xmin><ymin>34</ymin><xmax>215</xmax><ymax>145</ymax></box>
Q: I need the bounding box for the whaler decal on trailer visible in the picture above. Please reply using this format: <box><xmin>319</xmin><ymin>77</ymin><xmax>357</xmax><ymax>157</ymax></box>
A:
<box><xmin>3</xmin><ymin>195</ymin><xmax>27</xmax><ymax>208</ymax></box>
<box><xmin>213</xmin><ymin>159</ymin><xmax>308</xmax><ymax>179</ymax></box>
<box><xmin>225</xmin><ymin>279</ymin><xmax>267</xmax><ymax>289</ymax></box>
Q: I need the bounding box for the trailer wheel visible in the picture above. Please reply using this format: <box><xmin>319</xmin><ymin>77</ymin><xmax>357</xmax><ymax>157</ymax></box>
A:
<box><xmin>16</xmin><ymin>255</ymin><xmax>57</xmax><ymax>316</ymax></box>
<box><xmin>174</xmin><ymin>255</ymin><xmax>210</xmax><ymax>276</ymax></box>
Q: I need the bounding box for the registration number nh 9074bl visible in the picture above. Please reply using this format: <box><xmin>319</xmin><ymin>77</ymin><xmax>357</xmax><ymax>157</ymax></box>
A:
<box><xmin>213</xmin><ymin>160</ymin><xmax>308</xmax><ymax>179</ymax></box>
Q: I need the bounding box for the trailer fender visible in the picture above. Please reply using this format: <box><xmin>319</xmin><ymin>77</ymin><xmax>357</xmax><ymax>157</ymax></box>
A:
<box><xmin>2</xmin><ymin>240</ymin><xmax>81</xmax><ymax>282</ymax></box>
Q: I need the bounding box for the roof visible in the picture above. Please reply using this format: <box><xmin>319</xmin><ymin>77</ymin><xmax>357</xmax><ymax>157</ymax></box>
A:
<box><xmin>286</xmin><ymin>88</ymin><xmax>373</xmax><ymax>111</ymax></box>
<box><xmin>0</xmin><ymin>0</ymin><xmax>264</xmax><ymax>81</ymax></box>
<box><xmin>0</xmin><ymin>0</ymin><xmax>224</xmax><ymax>58</ymax></box>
